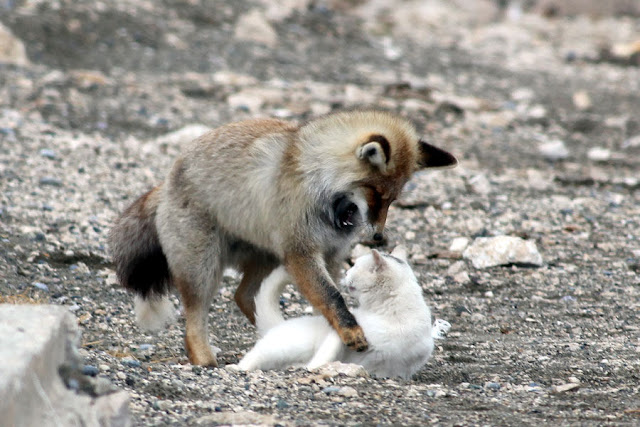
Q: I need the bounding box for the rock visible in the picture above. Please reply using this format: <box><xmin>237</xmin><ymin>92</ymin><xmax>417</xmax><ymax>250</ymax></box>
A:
<box><xmin>39</xmin><ymin>148</ymin><xmax>56</xmax><ymax>159</ymax></box>
<box><xmin>572</xmin><ymin>90</ymin><xmax>592</xmax><ymax>111</ymax></box>
<box><xmin>39</xmin><ymin>176</ymin><xmax>63</xmax><ymax>187</ymax></box>
<box><xmin>257</xmin><ymin>0</ymin><xmax>311</xmax><ymax>22</ymax></box>
<box><xmin>148</xmin><ymin>124</ymin><xmax>210</xmax><ymax>156</ymax></box>
<box><xmin>226</xmin><ymin>87</ymin><xmax>283</xmax><ymax>113</ymax></box>
<box><xmin>31</xmin><ymin>282</ymin><xmax>49</xmax><ymax>291</ymax></box>
<box><xmin>511</xmin><ymin>87</ymin><xmax>535</xmax><ymax>102</ymax></box>
<box><xmin>315</xmin><ymin>361</ymin><xmax>369</xmax><ymax>378</ymax></box>
<box><xmin>622</xmin><ymin>134</ymin><xmax>640</xmax><ymax>149</ymax></box>
<box><xmin>453</xmin><ymin>271</ymin><xmax>471</xmax><ymax>284</ymax></box>
<box><xmin>551</xmin><ymin>382</ymin><xmax>580</xmax><ymax>394</ymax></box>
<box><xmin>526</xmin><ymin>168</ymin><xmax>554</xmax><ymax>191</ymax></box>
<box><xmin>468</xmin><ymin>174</ymin><xmax>491</xmax><ymax>195</ymax></box>
<box><xmin>194</xmin><ymin>410</ymin><xmax>278</xmax><ymax>426</ymax></box>
<box><xmin>587</xmin><ymin>147</ymin><xmax>611</xmax><ymax>162</ymax></box>
<box><xmin>463</xmin><ymin>236</ymin><xmax>544</xmax><ymax>269</ymax></box>
<box><xmin>538</xmin><ymin>139</ymin><xmax>569</xmax><ymax>161</ymax></box>
<box><xmin>0</xmin><ymin>22</ymin><xmax>29</xmax><ymax>66</ymax></box>
<box><xmin>447</xmin><ymin>260</ymin><xmax>467</xmax><ymax>275</ymax></box>
<box><xmin>234</xmin><ymin>9</ymin><xmax>278</xmax><ymax>48</ymax></box>
<box><xmin>0</xmin><ymin>305</ymin><xmax>129</xmax><ymax>426</ymax></box>
<box><xmin>322</xmin><ymin>385</ymin><xmax>358</xmax><ymax>397</ymax></box>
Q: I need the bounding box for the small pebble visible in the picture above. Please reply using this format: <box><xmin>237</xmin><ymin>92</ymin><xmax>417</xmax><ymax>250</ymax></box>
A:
<box><xmin>39</xmin><ymin>176</ymin><xmax>63</xmax><ymax>187</ymax></box>
<box><xmin>39</xmin><ymin>148</ymin><xmax>56</xmax><ymax>159</ymax></box>
<box><xmin>121</xmin><ymin>358</ymin><xmax>141</xmax><ymax>368</ymax></box>
<box><xmin>538</xmin><ymin>139</ymin><xmax>569</xmax><ymax>161</ymax></box>
<box><xmin>82</xmin><ymin>365</ymin><xmax>100</xmax><ymax>377</ymax></box>
<box><xmin>31</xmin><ymin>282</ymin><xmax>48</xmax><ymax>291</ymax></box>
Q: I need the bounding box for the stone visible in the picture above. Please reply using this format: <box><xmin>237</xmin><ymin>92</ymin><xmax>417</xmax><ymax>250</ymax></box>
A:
<box><xmin>572</xmin><ymin>90</ymin><xmax>592</xmax><ymax>110</ymax></box>
<box><xmin>453</xmin><ymin>271</ymin><xmax>471</xmax><ymax>284</ymax></box>
<box><xmin>551</xmin><ymin>383</ymin><xmax>580</xmax><ymax>394</ymax></box>
<box><xmin>587</xmin><ymin>147</ymin><xmax>611</xmax><ymax>162</ymax></box>
<box><xmin>194</xmin><ymin>410</ymin><xmax>278</xmax><ymax>426</ymax></box>
<box><xmin>538</xmin><ymin>139</ymin><xmax>569</xmax><ymax>161</ymax></box>
<box><xmin>315</xmin><ymin>361</ymin><xmax>369</xmax><ymax>378</ymax></box>
<box><xmin>234</xmin><ymin>9</ymin><xmax>278</xmax><ymax>48</ymax></box>
<box><xmin>0</xmin><ymin>22</ymin><xmax>29</xmax><ymax>66</ymax></box>
<box><xmin>0</xmin><ymin>305</ymin><xmax>130</xmax><ymax>426</ymax></box>
<box><xmin>468</xmin><ymin>174</ymin><xmax>491</xmax><ymax>195</ymax></box>
<box><xmin>463</xmin><ymin>236</ymin><xmax>544</xmax><ymax>269</ymax></box>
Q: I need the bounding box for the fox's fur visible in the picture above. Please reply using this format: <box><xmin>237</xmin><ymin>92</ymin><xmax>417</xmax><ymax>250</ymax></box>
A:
<box><xmin>232</xmin><ymin>247</ymin><xmax>451</xmax><ymax>379</ymax></box>
<box><xmin>108</xmin><ymin>110</ymin><xmax>456</xmax><ymax>366</ymax></box>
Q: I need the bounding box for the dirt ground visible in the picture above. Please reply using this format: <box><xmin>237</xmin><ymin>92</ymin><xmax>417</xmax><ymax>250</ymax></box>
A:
<box><xmin>1</xmin><ymin>0</ymin><xmax>639</xmax><ymax>425</ymax></box>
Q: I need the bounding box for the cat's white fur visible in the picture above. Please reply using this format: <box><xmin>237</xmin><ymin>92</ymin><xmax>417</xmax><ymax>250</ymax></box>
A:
<box><xmin>231</xmin><ymin>246</ymin><xmax>450</xmax><ymax>379</ymax></box>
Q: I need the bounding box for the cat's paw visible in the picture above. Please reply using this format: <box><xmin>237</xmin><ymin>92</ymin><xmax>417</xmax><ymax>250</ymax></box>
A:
<box><xmin>432</xmin><ymin>319</ymin><xmax>451</xmax><ymax>340</ymax></box>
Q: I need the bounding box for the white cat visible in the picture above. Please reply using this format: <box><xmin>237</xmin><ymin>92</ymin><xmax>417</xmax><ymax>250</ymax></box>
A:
<box><xmin>230</xmin><ymin>246</ymin><xmax>450</xmax><ymax>379</ymax></box>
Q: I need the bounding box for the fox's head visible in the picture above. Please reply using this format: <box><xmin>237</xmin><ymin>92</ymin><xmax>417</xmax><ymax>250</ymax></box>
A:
<box><xmin>301</xmin><ymin>111</ymin><xmax>457</xmax><ymax>242</ymax></box>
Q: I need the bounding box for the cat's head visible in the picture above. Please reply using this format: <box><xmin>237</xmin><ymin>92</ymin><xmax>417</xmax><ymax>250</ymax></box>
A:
<box><xmin>343</xmin><ymin>245</ymin><xmax>418</xmax><ymax>304</ymax></box>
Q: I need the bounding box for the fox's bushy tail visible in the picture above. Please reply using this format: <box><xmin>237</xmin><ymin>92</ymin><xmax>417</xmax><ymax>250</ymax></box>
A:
<box><xmin>108</xmin><ymin>186</ymin><xmax>175</xmax><ymax>330</ymax></box>
<box><xmin>253</xmin><ymin>266</ymin><xmax>290</xmax><ymax>337</ymax></box>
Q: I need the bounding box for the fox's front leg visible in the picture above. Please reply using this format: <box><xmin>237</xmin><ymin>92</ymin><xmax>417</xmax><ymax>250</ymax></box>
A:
<box><xmin>285</xmin><ymin>251</ymin><xmax>368</xmax><ymax>352</ymax></box>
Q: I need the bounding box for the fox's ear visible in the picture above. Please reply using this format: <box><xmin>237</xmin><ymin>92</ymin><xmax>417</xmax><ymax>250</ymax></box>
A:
<box><xmin>417</xmin><ymin>140</ymin><xmax>457</xmax><ymax>169</ymax></box>
<box><xmin>391</xmin><ymin>245</ymin><xmax>408</xmax><ymax>262</ymax></box>
<box><xmin>357</xmin><ymin>135</ymin><xmax>389</xmax><ymax>172</ymax></box>
<box><xmin>371</xmin><ymin>249</ymin><xmax>387</xmax><ymax>272</ymax></box>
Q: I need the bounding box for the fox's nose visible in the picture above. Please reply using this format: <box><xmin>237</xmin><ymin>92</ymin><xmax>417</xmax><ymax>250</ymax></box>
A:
<box><xmin>373</xmin><ymin>232</ymin><xmax>384</xmax><ymax>242</ymax></box>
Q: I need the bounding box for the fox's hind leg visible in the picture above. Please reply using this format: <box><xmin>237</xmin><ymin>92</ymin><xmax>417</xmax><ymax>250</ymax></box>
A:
<box><xmin>156</xmin><ymin>189</ymin><xmax>223</xmax><ymax>367</ymax></box>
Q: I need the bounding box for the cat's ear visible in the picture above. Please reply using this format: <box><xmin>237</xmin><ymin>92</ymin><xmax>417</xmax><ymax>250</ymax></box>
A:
<box><xmin>371</xmin><ymin>249</ymin><xmax>387</xmax><ymax>272</ymax></box>
<box><xmin>391</xmin><ymin>245</ymin><xmax>408</xmax><ymax>262</ymax></box>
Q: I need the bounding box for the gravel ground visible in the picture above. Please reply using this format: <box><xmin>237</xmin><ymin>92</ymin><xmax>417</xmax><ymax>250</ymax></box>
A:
<box><xmin>1</xmin><ymin>1</ymin><xmax>639</xmax><ymax>425</ymax></box>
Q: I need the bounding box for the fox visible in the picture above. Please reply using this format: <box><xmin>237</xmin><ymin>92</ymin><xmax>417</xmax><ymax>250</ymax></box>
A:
<box><xmin>230</xmin><ymin>246</ymin><xmax>452</xmax><ymax>379</ymax></box>
<box><xmin>108</xmin><ymin>110</ymin><xmax>457</xmax><ymax>367</ymax></box>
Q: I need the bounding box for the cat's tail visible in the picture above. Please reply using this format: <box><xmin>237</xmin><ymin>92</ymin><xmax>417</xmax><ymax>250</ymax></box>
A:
<box><xmin>254</xmin><ymin>266</ymin><xmax>290</xmax><ymax>337</ymax></box>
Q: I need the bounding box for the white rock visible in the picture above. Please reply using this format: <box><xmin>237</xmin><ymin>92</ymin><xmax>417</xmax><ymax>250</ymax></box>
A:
<box><xmin>234</xmin><ymin>9</ymin><xmax>278</xmax><ymax>48</ymax></box>
<box><xmin>463</xmin><ymin>236</ymin><xmax>543</xmax><ymax>269</ymax></box>
<box><xmin>551</xmin><ymin>383</ymin><xmax>580</xmax><ymax>394</ymax></box>
<box><xmin>449</xmin><ymin>237</ymin><xmax>470</xmax><ymax>253</ymax></box>
<box><xmin>527</xmin><ymin>105</ymin><xmax>547</xmax><ymax>120</ymax></box>
<box><xmin>446</xmin><ymin>260</ymin><xmax>466</xmax><ymax>276</ymax></box>
<box><xmin>511</xmin><ymin>87</ymin><xmax>534</xmax><ymax>102</ymax></box>
<box><xmin>227</xmin><ymin>87</ymin><xmax>283</xmax><ymax>113</ymax></box>
<box><xmin>150</xmin><ymin>124</ymin><xmax>210</xmax><ymax>155</ymax></box>
<box><xmin>526</xmin><ymin>168</ymin><xmax>554</xmax><ymax>191</ymax></box>
<box><xmin>337</xmin><ymin>386</ymin><xmax>358</xmax><ymax>397</ymax></box>
<box><xmin>468</xmin><ymin>174</ymin><xmax>491</xmax><ymax>195</ymax></box>
<box><xmin>257</xmin><ymin>0</ymin><xmax>311</xmax><ymax>22</ymax></box>
<box><xmin>453</xmin><ymin>271</ymin><xmax>470</xmax><ymax>284</ymax></box>
<box><xmin>194</xmin><ymin>411</ymin><xmax>279</xmax><ymax>426</ymax></box>
<box><xmin>587</xmin><ymin>147</ymin><xmax>611</xmax><ymax>162</ymax></box>
<box><xmin>538</xmin><ymin>139</ymin><xmax>569</xmax><ymax>161</ymax></box>
<box><xmin>572</xmin><ymin>90</ymin><xmax>592</xmax><ymax>111</ymax></box>
<box><xmin>622</xmin><ymin>134</ymin><xmax>640</xmax><ymax>148</ymax></box>
<box><xmin>0</xmin><ymin>22</ymin><xmax>29</xmax><ymax>66</ymax></box>
<box><xmin>315</xmin><ymin>361</ymin><xmax>369</xmax><ymax>378</ymax></box>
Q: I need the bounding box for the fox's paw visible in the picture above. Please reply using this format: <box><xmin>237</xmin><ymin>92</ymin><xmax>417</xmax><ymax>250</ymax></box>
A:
<box><xmin>225</xmin><ymin>364</ymin><xmax>245</xmax><ymax>372</ymax></box>
<box><xmin>432</xmin><ymin>319</ymin><xmax>451</xmax><ymax>340</ymax></box>
<box><xmin>339</xmin><ymin>325</ymin><xmax>369</xmax><ymax>352</ymax></box>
